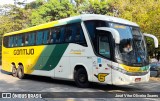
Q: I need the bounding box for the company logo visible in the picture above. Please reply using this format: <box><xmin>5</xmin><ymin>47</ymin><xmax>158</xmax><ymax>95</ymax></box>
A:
<box><xmin>94</xmin><ymin>73</ymin><xmax>108</xmax><ymax>82</ymax></box>
<box><xmin>14</xmin><ymin>48</ymin><xmax>34</xmax><ymax>55</ymax></box>
<box><xmin>2</xmin><ymin>93</ymin><xmax>11</xmax><ymax>98</ymax></box>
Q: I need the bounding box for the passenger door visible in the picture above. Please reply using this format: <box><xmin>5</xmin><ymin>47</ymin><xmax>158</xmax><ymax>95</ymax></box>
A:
<box><xmin>93</xmin><ymin>31</ymin><xmax>113</xmax><ymax>84</ymax></box>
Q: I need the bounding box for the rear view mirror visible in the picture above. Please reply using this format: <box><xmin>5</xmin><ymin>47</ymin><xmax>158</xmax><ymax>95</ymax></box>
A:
<box><xmin>96</xmin><ymin>27</ymin><xmax>120</xmax><ymax>44</ymax></box>
<box><xmin>143</xmin><ymin>33</ymin><xmax>159</xmax><ymax>48</ymax></box>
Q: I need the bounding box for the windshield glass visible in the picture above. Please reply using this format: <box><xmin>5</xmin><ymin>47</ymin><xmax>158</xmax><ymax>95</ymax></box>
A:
<box><xmin>110</xmin><ymin>23</ymin><xmax>149</xmax><ymax>66</ymax></box>
<box><xmin>84</xmin><ymin>20</ymin><xmax>149</xmax><ymax>66</ymax></box>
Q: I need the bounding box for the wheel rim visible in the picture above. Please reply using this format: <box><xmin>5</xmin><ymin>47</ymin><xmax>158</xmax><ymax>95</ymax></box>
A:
<box><xmin>12</xmin><ymin>68</ymin><xmax>16</xmax><ymax>74</ymax></box>
<box><xmin>18</xmin><ymin>69</ymin><xmax>22</xmax><ymax>77</ymax></box>
<box><xmin>78</xmin><ymin>74</ymin><xmax>86</xmax><ymax>83</ymax></box>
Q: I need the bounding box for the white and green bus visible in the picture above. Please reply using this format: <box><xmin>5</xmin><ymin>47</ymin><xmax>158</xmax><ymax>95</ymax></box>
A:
<box><xmin>2</xmin><ymin>14</ymin><xmax>158</xmax><ymax>87</ymax></box>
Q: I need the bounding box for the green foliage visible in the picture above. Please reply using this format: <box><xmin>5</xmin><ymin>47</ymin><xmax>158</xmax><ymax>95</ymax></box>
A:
<box><xmin>78</xmin><ymin>0</ymin><xmax>110</xmax><ymax>14</ymax></box>
<box><xmin>25</xmin><ymin>0</ymin><xmax>46</xmax><ymax>10</ymax></box>
<box><xmin>0</xmin><ymin>4</ymin><xmax>32</xmax><ymax>34</ymax></box>
<box><xmin>31</xmin><ymin>0</ymin><xmax>77</xmax><ymax>26</ymax></box>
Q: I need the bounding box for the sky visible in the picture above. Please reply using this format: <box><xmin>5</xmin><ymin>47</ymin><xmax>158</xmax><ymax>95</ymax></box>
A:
<box><xmin>0</xmin><ymin>0</ymin><xmax>36</xmax><ymax>5</ymax></box>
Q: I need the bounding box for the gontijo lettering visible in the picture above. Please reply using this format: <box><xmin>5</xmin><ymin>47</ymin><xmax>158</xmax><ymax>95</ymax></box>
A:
<box><xmin>14</xmin><ymin>49</ymin><xmax>34</xmax><ymax>55</ymax></box>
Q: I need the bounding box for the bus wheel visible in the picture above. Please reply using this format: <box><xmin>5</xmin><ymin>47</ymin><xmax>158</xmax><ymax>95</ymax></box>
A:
<box><xmin>17</xmin><ymin>65</ymin><xmax>25</xmax><ymax>79</ymax></box>
<box><xmin>12</xmin><ymin>65</ymin><xmax>17</xmax><ymax>77</ymax></box>
<box><xmin>74</xmin><ymin>68</ymin><xmax>89</xmax><ymax>88</ymax></box>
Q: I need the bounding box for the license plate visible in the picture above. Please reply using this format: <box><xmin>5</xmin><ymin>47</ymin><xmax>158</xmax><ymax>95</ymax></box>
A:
<box><xmin>135</xmin><ymin>78</ymin><xmax>141</xmax><ymax>82</ymax></box>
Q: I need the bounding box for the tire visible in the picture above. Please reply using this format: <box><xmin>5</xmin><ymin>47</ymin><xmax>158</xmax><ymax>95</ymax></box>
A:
<box><xmin>74</xmin><ymin>68</ymin><xmax>89</xmax><ymax>88</ymax></box>
<box><xmin>12</xmin><ymin>65</ymin><xmax>17</xmax><ymax>77</ymax></box>
<box><xmin>17</xmin><ymin>65</ymin><xmax>25</xmax><ymax>79</ymax></box>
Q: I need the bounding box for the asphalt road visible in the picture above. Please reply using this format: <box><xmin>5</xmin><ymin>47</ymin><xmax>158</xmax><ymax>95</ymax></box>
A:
<box><xmin>0</xmin><ymin>66</ymin><xmax>160</xmax><ymax>101</ymax></box>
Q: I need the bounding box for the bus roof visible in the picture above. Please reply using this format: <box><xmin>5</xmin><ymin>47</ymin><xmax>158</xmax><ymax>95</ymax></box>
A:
<box><xmin>81</xmin><ymin>14</ymin><xmax>139</xmax><ymax>27</ymax></box>
<box><xmin>3</xmin><ymin>14</ymin><xmax>139</xmax><ymax>36</ymax></box>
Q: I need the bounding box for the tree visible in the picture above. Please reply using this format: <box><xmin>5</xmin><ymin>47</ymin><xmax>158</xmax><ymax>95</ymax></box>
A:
<box><xmin>31</xmin><ymin>0</ymin><xmax>77</xmax><ymax>26</ymax></box>
<box><xmin>0</xmin><ymin>4</ymin><xmax>31</xmax><ymax>34</ymax></box>
<box><xmin>25</xmin><ymin>0</ymin><xmax>46</xmax><ymax>9</ymax></box>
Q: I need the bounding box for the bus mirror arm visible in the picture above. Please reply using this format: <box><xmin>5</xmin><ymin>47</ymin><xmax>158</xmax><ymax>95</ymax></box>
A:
<box><xmin>96</xmin><ymin>27</ymin><xmax>120</xmax><ymax>44</ymax></box>
<box><xmin>143</xmin><ymin>33</ymin><xmax>159</xmax><ymax>48</ymax></box>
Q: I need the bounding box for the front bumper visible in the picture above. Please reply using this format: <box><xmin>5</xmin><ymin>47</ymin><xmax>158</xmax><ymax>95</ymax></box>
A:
<box><xmin>112</xmin><ymin>69</ymin><xmax>150</xmax><ymax>85</ymax></box>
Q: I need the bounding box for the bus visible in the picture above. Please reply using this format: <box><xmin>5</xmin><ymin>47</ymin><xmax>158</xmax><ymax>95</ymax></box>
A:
<box><xmin>2</xmin><ymin>14</ymin><xmax>159</xmax><ymax>88</ymax></box>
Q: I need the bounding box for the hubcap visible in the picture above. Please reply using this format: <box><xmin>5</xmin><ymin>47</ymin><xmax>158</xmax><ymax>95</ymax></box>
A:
<box><xmin>79</xmin><ymin>74</ymin><xmax>86</xmax><ymax>83</ymax></box>
<box><xmin>12</xmin><ymin>68</ymin><xmax>16</xmax><ymax>74</ymax></box>
<box><xmin>19</xmin><ymin>69</ymin><xmax>22</xmax><ymax>77</ymax></box>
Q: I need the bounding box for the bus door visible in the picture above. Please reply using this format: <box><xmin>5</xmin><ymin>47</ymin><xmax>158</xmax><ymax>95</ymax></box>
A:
<box><xmin>93</xmin><ymin>30</ymin><xmax>113</xmax><ymax>84</ymax></box>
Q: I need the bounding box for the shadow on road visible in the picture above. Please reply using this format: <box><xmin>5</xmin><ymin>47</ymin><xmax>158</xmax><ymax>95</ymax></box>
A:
<box><xmin>22</xmin><ymin>74</ymin><xmax>142</xmax><ymax>92</ymax></box>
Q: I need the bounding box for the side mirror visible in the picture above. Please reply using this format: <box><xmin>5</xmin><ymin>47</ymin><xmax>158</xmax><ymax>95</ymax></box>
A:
<box><xmin>96</xmin><ymin>27</ymin><xmax>120</xmax><ymax>44</ymax></box>
<box><xmin>143</xmin><ymin>33</ymin><xmax>159</xmax><ymax>48</ymax></box>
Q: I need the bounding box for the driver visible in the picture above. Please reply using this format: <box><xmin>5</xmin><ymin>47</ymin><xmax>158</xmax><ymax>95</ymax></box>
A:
<box><xmin>123</xmin><ymin>43</ymin><xmax>133</xmax><ymax>53</ymax></box>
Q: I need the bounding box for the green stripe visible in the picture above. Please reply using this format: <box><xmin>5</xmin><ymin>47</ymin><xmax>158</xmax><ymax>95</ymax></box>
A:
<box><xmin>33</xmin><ymin>44</ymin><xmax>68</xmax><ymax>71</ymax></box>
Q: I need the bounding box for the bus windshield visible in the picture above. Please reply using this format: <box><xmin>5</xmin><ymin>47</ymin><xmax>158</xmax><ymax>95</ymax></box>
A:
<box><xmin>110</xmin><ymin>23</ymin><xmax>149</xmax><ymax>66</ymax></box>
<box><xmin>84</xmin><ymin>20</ymin><xmax>149</xmax><ymax>66</ymax></box>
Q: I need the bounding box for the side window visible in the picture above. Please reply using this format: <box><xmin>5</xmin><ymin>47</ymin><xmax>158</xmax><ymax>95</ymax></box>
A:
<box><xmin>51</xmin><ymin>28</ymin><xmax>55</xmax><ymax>43</ymax></box>
<box><xmin>84</xmin><ymin>21</ymin><xmax>95</xmax><ymax>40</ymax></box>
<box><xmin>84</xmin><ymin>20</ymin><xmax>107</xmax><ymax>42</ymax></box>
<box><xmin>59</xmin><ymin>26</ymin><xmax>65</xmax><ymax>43</ymax></box>
<box><xmin>17</xmin><ymin>35</ymin><xmax>22</xmax><ymax>47</ymax></box>
<box><xmin>43</xmin><ymin>30</ymin><xmax>50</xmax><ymax>44</ymax></box>
<box><xmin>74</xmin><ymin>23</ymin><xmax>87</xmax><ymax>46</ymax></box>
<box><xmin>25</xmin><ymin>33</ymin><xmax>29</xmax><ymax>45</ymax></box>
<box><xmin>51</xmin><ymin>27</ymin><xmax>60</xmax><ymax>43</ymax></box>
<box><xmin>64</xmin><ymin>25</ymin><xmax>74</xmax><ymax>43</ymax></box>
<box><xmin>28</xmin><ymin>32</ymin><xmax>36</xmax><ymax>46</ymax></box>
<box><xmin>13</xmin><ymin>35</ymin><xmax>18</xmax><ymax>47</ymax></box>
<box><xmin>36</xmin><ymin>31</ymin><xmax>43</xmax><ymax>45</ymax></box>
<box><xmin>98</xmin><ymin>32</ymin><xmax>111</xmax><ymax>59</ymax></box>
<box><xmin>9</xmin><ymin>36</ymin><xmax>14</xmax><ymax>47</ymax></box>
<box><xmin>74</xmin><ymin>25</ymin><xmax>81</xmax><ymax>42</ymax></box>
<box><xmin>3</xmin><ymin>36</ymin><xmax>9</xmax><ymax>47</ymax></box>
<box><xmin>22</xmin><ymin>34</ymin><xmax>25</xmax><ymax>46</ymax></box>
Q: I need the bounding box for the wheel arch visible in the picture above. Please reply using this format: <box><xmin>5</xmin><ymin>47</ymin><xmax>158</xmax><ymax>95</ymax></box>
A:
<box><xmin>73</xmin><ymin>64</ymin><xmax>92</xmax><ymax>82</ymax></box>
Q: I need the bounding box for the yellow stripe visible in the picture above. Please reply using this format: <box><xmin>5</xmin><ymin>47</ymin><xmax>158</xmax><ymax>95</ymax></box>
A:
<box><xmin>4</xmin><ymin>21</ymin><xmax>58</xmax><ymax>36</ymax></box>
<box><xmin>120</xmin><ymin>64</ymin><xmax>142</xmax><ymax>72</ymax></box>
<box><xmin>69</xmin><ymin>52</ymin><xmax>82</xmax><ymax>54</ymax></box>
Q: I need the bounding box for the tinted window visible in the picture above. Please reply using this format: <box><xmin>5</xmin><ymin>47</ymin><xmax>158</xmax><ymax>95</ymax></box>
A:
<box><xmin>43</xmin><ymin>30</ymin><xmax>50</xmax><ymax>44</ymax></box>
<box><xmin>64</xmin><ymin>25</ymin><xmax>74</xmax><ymax>43</ymax></box>
<box><xmin>22</xmin><ymin>34</ymin><xmax>25</xmax><ymax>46</ymax></box>
<box><xmin>51</xmin><ymin>27</ymin><xmax>61</xmax><ymax>43</ymax></box>
<box><xmin>51</xmin><ymin>26</ymin><xmax>65</xmax><ymax>44</ymax></box>
<box><xmin>9</xmin><ymin>36</ymin><xmax>14</xmax><ymax>47</ymax></box>
<box><xmin>13</xmin><ymin>35</ymin><xmax>18</xmax><ymax>47</ymax></box>
<box><xmin>5</xmin><ymin>23</ymin><xmax>86</xmax><ymax>47</ymax></box>
<box><xmin>99</xmin><ymin>34</ymin><xmax>111</xmax><ymax>58</ymax></box>
<box><xmin>17</xmin><ymin>35</ymin><xmax>22</xmax><ymax>46</ymax></box>
<box><xmin>70</xmin><ymin>23</ymin><xmax>87</xmax><ymax>46</ymax></box>
<box><xmin>36</xmin><ymin>31</ymin><xmax>43</xmax><ymax>45</ymax></box>
<box><xmin>25</xmin><ymin>33</ymin><xmax>29</xmax><ymax>45</ymax></box>
<box><xmin>3</xmin><ymin>36</ymin><xmax>9</xmax><ymax>47</ymax></box>
<box><xmin>84</xmin><ymin>20</ymin><xmax>107</xmax><ymax>41</ymax></box>
<box><xmin>28</xmin><ymin>33</ymin><xmax>36</xmax><ymax>45</ymax></box>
